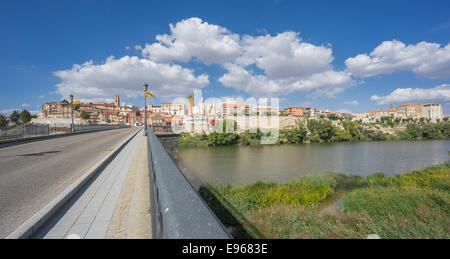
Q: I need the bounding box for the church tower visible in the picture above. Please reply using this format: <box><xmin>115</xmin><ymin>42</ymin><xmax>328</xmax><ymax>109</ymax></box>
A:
<box><xmin>114</xmin><ymin>95</ymin><xmax>120</xmax><ymax>107</ymax></box>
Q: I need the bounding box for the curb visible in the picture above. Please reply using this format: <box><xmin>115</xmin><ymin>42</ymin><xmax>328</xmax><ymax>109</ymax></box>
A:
<box><xmin>5</xmin><ymin>128</ymin><xmax>142</xmax><ymax>239</ymax></box>
<box><xmin>0</xmin><ymin>126</ymin><xmax>131</xmax><ymax>148</ymax></box>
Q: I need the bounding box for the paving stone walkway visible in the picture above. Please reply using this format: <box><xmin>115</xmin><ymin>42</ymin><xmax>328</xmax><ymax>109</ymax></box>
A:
<box><xmin>33</xmin><ymin>130</ymin><xmax>143</xmax><ymax>239</ymax></box>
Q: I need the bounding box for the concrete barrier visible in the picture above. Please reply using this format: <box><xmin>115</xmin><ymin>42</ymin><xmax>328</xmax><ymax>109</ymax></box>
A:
<box><xmin>146</xmin><ymin>127</ymin><xmax>230</xmax><ymax>239</ymax></box>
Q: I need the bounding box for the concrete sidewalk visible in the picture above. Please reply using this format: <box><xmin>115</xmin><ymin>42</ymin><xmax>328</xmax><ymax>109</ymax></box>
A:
<box><xmin>33</xmin><ymin>130</ymin><xmax>144</xmax><ymax>239</ymax></box>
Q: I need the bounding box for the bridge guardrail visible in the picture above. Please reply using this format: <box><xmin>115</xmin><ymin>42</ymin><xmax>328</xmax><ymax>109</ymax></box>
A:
<box><xmin>0</xmin><ymin>124</ymin><xmax>130</xmax><ymax>141</ymax></box>
<box><xmin>146</xmin><ymin>127</ymin><xmax>230</xmax><ymax>239</ymax></box>
<box><xmin>0</xmin><ymin>124</ymin><xmax>49</xmax><ymax>140</ymax></box>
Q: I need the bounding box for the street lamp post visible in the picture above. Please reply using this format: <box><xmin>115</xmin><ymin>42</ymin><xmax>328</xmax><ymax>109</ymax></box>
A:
<box><xmin>70</xmin><ymin>94</ymin><xmax>74</xmax><ymax>133</ymax></box>
<box><xmin>144</xmin><ymin>83</ymin><xmax>148</xmax><ymax>136</ymax></box>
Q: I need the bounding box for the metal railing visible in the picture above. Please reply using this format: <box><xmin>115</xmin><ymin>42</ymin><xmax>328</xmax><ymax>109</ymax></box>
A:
<box><xmin>1</xmin><ymin>124</ymin><xmax>130</xmax><ymax>141</ymax></box>
<box><xmin>0</xmin><ymin>124</ymin><xmax>49</xmax><ymax>140</ymax></box>
<box><xmin>146</xmin><ymin>127</ymin><xmax>230</xmax><ymax>239</ymax></box>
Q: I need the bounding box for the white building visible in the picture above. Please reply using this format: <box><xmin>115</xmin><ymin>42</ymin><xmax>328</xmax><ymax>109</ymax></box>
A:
<box><xmin>161</xmin><ymin>103</ymin><xmax>186</xmax><ymax>115</ymax></box>
<box><xmin>423</xmin><ymin>103</ymin><xmax>443</xmax><ymax>120</ymax></box>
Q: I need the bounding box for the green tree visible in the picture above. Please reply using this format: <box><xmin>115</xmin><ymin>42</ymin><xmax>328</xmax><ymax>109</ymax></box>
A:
<box><xmin>19</xmin><ymin>109</ymin><xmax>32</xmax><ymax>124</ymax></box>
<box><xmin>406</xmin><ymin>124</ymin><xmax>422</xmax><ymax>139</ymax></box>
<box><xmin>80</xmin><ymin>111</ymin><xmax>90</xmax><ymax>120</ymax></box>
<box><xmin>10</xmin><ymin>110</ymin><xmax>20</xmax><ymax>124</ymax></box>
<box><xmin>0</xmin><ymin>114</ymin><xmax>7</xmax><ymax>127</ymax></box>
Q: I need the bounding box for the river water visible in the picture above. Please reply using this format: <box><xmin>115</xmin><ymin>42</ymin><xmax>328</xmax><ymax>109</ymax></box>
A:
<box><xmin>177</xmin><ymin>140</ymin><xmax>450</xmax><ymax>187</ymax></box>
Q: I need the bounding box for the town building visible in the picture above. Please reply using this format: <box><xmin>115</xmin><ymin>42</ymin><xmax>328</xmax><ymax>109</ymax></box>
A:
<box><xmin>40</xmin><ymin>102</ymin><xmax>75</xmax><ymax>119</ymax></box>
<box><xmin>222</xmin><ymin>103</ymin><xmax>250</xmax><ymax>118</ymax></box>
<box><xmin>161</xmin><ymin>103</ymin><xmax>185</xmax><ymax>115</ymax></box>
<box><xmin>365</xmin><ymin>103</ymin><xmax>443</xmax><ymax>121</ymax></box>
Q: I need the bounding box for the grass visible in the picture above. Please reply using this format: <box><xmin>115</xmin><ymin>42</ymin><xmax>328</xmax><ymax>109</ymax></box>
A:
<box><xmin>178</xmin><ymin>134</ymin><xmax>209</xmax><ymax>148</ymax></box>
<box><xmin>199</xmin><ymin>162</ymin><xmax>450</xmax><ymax>239</ymax></box>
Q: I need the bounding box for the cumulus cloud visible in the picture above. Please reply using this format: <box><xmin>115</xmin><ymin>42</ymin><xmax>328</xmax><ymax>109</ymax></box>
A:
<box><xmin>54</xmin><ymin>56</ymin><xmax>209</xmax><ymax>103</ymax></box>
<box><xmin>346</xmin><ymin>40</ymin><xmax>450</xmax><ymax>78</ymax></box>
<box><xmin>138</xmin><ymin>18</ymin><xmax>353</xmax><ymax>97</ymax></box>
<box><xmin>219</xmin><ymin>63</ymin><xmax>354</xmax><ymax>97</ymax></box>
<box><xmin>370</xmin><ymin>84</ymin><xmax>450</xmax><ymax>105</ymax></box>
<box><xmin>54</xmin><ymin>17</ymin><xmax>356</xmax><ymax>101</ymax></box>
<box><xmin>141</xmin><ymin>17</ymin><xmax>241</xmax><ymax>64</ymax></box>
<box><xmin>236</xmin><ymin>32</ymin><xmax>334</xmax><ymax>79</ymax></box>
<box><xmin>219</xmin><ymin>32</ymin><xmax>353</xmax><ymax>97</ymax></box>
<box><xmin>337</xmin><ymin>109</ymin><xmax>353</xmax><ymax>114</ymax></box>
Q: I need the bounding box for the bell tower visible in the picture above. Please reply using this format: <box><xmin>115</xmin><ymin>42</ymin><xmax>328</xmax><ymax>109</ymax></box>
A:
<box><xmin>114</xmin><ymin>95</ymin><xmax>120</xmax><ymax>107</ymax></box>
<box><xmin>188</xmin><ymin>93</ymin><xmax>194</xmax><ymax>116</ymax></box>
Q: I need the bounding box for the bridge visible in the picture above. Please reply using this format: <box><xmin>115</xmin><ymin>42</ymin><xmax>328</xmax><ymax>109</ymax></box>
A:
<box><xmin>0</xmin><ymin>126</ymin><xmax>229</xmax><ymax>239</ymax></box>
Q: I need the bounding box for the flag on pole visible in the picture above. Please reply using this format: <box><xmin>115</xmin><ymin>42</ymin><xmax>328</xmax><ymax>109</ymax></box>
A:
<box><xmin>145</xmin><ymin>92</ymin><xmax>155</xmax><ymax>98</ymax></box>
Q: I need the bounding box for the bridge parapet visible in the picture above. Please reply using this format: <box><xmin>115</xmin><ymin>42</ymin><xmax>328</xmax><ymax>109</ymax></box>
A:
<box><xmin>154</xmin><ymin>132</ymin><xmax>179</xmax><ymax>161</ymax></box>
<box><xmin>147</xmin><ymin>128</ymin><xmax>230</xmax><ymax>239</ymax></box>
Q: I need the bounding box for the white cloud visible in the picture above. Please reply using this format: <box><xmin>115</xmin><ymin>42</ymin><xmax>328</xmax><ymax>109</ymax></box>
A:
<box><xmin>141</xmin><ymin>17</ymin><xmax>241</xmax><ymax>64</ymax></box>
<box><xmin>370</xmin><ymin>84</ymin><xmax>450</xmax><ymax>105</ymax></box>
<box><xmin>218</xmin><ymin>31</ymin><xmax>353</xmax><ymax>97</ymax></box>
<box><xmin>344</xmin><ymin>100</ymin><xmax>359</xmax><ymax>106</ymax></box>
<box><xmin>21</xmin><ymin>103</ymin><xmax>30</xmax><ymax>108</ymax></box>
<box><xmin>236</xmin><ymin>32</ymin><xmax>334</xmax><ymax>79</ymax></box>
<box><xmin>219</xmin><ymin>63</ymin><xmax>354</xmax><ymax>97</ymax></box>
<box><xmin>54</xmin><ymin>56</ymin><xmax>209</xmax><ymax>103</ymax></box>
<box><xmin>337</xmin><ymin>109</ymin><xmax>353</xmax><ymax>114</ymax></box>
<box><xmin>346</xmin><ymin>40</ymin><xmax>450</xmax><ymax>78</ymax></box>
<box><xmin>53</xmin><ymin>18</ymin><xmax>355</xmax><ymax>101</ymax></box>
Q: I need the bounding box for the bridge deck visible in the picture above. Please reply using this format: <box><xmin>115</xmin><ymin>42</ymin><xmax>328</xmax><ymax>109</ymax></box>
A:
<box><xmin>33</xmin><ymin>130</ymin><xmax>146</xmax><ymax>239</ymax></box>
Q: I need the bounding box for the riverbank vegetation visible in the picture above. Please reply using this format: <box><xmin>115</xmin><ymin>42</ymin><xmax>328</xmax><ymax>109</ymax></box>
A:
<box><xmin>199</xmin><ymin>163</ymin><xmax>450</xmax><ymax>238</ymax></box>
<box><xmin>179</xmin><ymin>117</ymin><xmax>450</xmax><ymax>148</ymax></box>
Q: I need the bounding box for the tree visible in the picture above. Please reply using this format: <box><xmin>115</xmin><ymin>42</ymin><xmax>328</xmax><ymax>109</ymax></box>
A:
<box><xmin>19</xmin><ymin>109</ymin><xmax>32</xmax><ymax>124</ymax></box>
<box><xmin>0</xmin><ymin>114</ymin><xmax>7</xmax><ymax>127</ymax></box>
<box><xmin>406</xmin><ymin>124</ymin><xmax>422</xmax><ymax>139</ymax></box>
<box><xmin>10</xmin><ymin>110</ymin><xmax>20</xmax><ymax>124</ymax></box>
<box><xmin>61</xmin><ymin>99</ymin><xmax>69</xmax><ymax>105</ymax></box>
<box><xmin>80</xmin><ymin>111</ymin><xmax>90</xmax><ymax>120</ymax></box>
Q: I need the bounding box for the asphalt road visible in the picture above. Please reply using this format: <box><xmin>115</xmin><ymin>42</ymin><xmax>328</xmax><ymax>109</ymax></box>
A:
<box><xmin>0</xmin><ymin>127</ymin><xmax>141</xmax><ymax>238</ymax></box>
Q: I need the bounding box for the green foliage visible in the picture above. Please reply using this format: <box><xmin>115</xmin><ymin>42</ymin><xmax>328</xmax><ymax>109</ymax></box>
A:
<box><xmin>200</xmin><ymin>179</ymin><xmax>333</xmax><ymax>220</ymax></box>
<box><xmin>396</xmin><ymin>130</ymin><xmax>412</xmax><ymax>140</ymax></box>
<box><xmin>208</xmin><ymin>132</ymin><xmax>240</xmax><ymax>146</ymax></box>
<box><xmin>308</xmin><ymin>119</ymin><xmax>338</xmax><ymax>142</ymax></box>
<box><xmin>279</xmin><ymin>122</ymin><xmax>308</xmax><ymax>144</ymax></box>
<box><xmin>9</xmin><ymin>110</ymin><xmax>20</xmax><ymax>124</ymax></box>
<box><xmin>178</xmin><ymin>134</ymin><xmax>209</xmax><ymax>148</ymax></box>
<box><xmin>180</xmin><ymin>118</ymin><xmax>450</xmax><ymax>148</ymax></box>
<box><xmin>341</xmin><ymin>187</ymin><xmax>450</xmax><ymax>238</ymax></box>
<box><xmin>19</xmin><ymin>109</ymin><xmax>31</xmax><ymax>124</ymax></box>
<box><xmin>80</xmin><ymin>111</ymin><xmax>90</xmax><ymax>120</ymax></box>
<box><xmin>200</xmin><ymin>163</ymin><xmax>450</xmax><ymax>239</ymax></box>
<box><xmin>0</xmin><ymin>114</ymin><xmax>7</xmax><ymax>127</ymax></box>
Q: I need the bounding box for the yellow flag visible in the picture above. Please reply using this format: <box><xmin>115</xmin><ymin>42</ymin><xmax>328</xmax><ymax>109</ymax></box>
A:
<box><xmin>145</xmin><ymin>91</ymin><xmax>155</xmax><ymax>98</ymax></box>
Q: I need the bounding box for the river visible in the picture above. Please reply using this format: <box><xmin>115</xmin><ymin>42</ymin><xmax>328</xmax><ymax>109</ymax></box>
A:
<box><xmin>177</xmin><ymin>140</ymin><xmax>450</xmax><ymax>187</ymax></box>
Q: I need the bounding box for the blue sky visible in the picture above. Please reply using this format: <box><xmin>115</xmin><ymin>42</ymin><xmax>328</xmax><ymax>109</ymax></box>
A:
<box><xmin>1</xmin><ymin>0</ymin><xmax>450</xmax><ymax>115</ymax></box>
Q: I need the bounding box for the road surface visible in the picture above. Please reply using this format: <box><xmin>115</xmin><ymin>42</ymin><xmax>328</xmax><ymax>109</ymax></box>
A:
<box><xmin>0</xmin><ymin>127</ymin><xmax>140</xmax><ymax>238</ymax></box>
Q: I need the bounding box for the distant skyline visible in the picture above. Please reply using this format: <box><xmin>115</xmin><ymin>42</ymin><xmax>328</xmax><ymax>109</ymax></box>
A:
<box><xmin>1</xmin><ymin>0</ymin><xmax>450</xmax><ymax>115</ymax></box>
